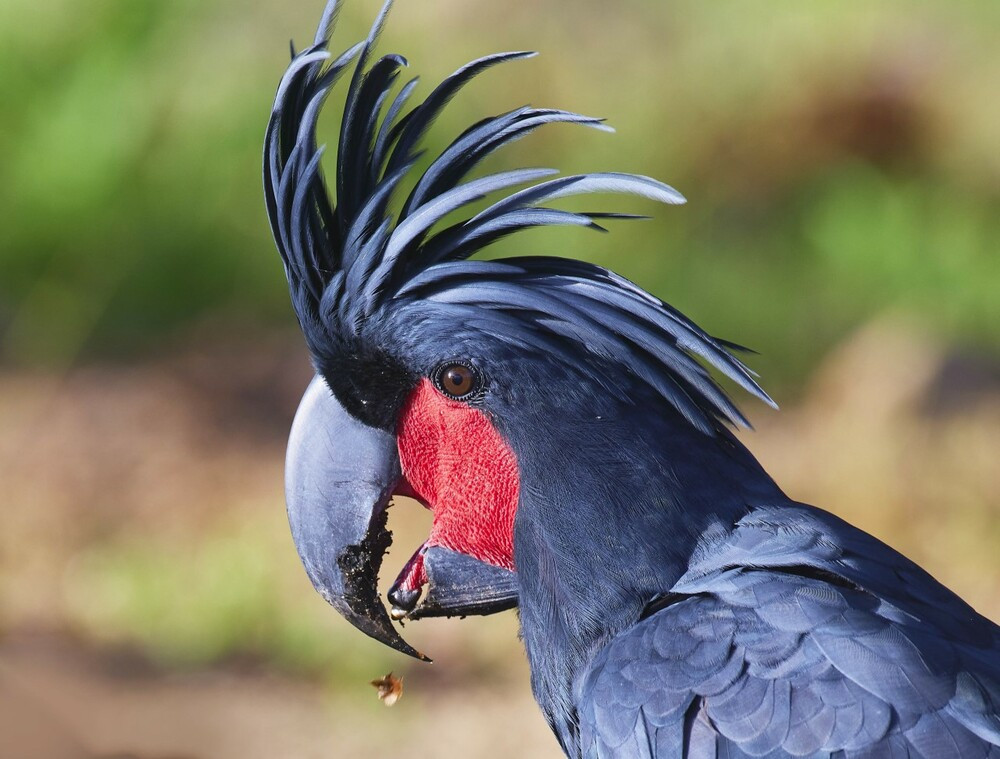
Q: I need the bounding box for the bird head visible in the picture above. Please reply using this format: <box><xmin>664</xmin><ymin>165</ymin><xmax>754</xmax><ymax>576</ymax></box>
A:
<box><xmin>265</xmin><ymin>0</ymin><xmax>774</xmax><ymax>661</ymax></box>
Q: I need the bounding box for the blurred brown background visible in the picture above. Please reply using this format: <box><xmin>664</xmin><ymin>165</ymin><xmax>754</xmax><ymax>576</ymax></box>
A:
<box><xmin>1</xmin><ymin>1</ymin><xmax>998</xmax><ymax>757</ymax></box>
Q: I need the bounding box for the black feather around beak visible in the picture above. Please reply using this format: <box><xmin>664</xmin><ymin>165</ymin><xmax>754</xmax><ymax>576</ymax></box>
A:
<box><xmin>285</xmin><ymin>376</ymin><xmax>429</xmax><ymax>661</ymax></box>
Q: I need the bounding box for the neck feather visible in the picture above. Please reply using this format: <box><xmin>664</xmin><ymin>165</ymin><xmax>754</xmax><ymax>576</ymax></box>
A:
<box><xmin>506</xmin><ymin>405</ymin><xmax>782</xmax><ymax>748</ymax></box>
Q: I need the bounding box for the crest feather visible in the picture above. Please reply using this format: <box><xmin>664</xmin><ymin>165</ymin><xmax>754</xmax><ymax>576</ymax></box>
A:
<box><xmin>263</xmin><ymin>0</ymin><xmax>775</xmax><ymax>433</ymax></box>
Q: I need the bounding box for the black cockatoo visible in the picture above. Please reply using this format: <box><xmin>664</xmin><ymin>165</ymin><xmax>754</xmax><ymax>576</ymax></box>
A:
<box><xmin>264</xmin><ymin>2</ymin><xmax>1000</xmax><ymax>756</ymax></box>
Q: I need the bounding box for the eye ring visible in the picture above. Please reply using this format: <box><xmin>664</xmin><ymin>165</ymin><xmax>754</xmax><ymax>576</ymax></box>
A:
<box><xmin>433</xmin><ymin>361</ymin><xmax>483</xmax><ymax>400</ymax></box>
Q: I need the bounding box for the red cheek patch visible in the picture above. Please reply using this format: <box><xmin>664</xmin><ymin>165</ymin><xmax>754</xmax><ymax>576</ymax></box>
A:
<box><xmin>396</xmin><ymin>378</ymin><xmax>519</xmax><ymax>571</ymax></box>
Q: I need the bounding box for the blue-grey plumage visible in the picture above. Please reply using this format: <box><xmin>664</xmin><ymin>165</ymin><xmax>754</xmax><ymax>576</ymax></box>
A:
<box><xmin>577</xmin><ymin>505</ymin><xmax>1000</xmax><ymax>757</ymax></box>
<box><xmin>263</xmin><ymin>2</ymin><xmax>1000</xmax><ymax>757</ymax></box>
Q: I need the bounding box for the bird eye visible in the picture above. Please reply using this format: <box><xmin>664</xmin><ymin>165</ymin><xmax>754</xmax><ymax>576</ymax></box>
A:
<box><xmin>434</xmin><ymin>362</ymin><xmax>480</xmax><ymax>400</ymax></box>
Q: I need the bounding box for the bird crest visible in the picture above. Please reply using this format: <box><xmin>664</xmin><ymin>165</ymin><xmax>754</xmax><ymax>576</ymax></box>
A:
<box><xmin>264</xmin><ymin>0</ymin><xmax>775</xmax><ymax>434</ymax></box>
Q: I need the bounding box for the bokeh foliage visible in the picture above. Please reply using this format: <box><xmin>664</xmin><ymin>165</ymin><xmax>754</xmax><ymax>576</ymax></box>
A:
<box><xmin>1</xmin><ymin>7</ymin><xmax>998</xmax><ymax>755</ymax></box>
<box><xmin>1</xmin><ymin>0</ymin><xmax>997</xmax><ymax>388</ymax></box>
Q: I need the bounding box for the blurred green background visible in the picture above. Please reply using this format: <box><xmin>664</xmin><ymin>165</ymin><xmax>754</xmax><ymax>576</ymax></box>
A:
<box><xmin>1</xmin><ymin>1</ymin><xmax>998</xmax><ymax>757</ymax></box>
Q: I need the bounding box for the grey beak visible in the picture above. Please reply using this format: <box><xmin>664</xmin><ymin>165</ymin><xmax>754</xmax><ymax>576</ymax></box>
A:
<box><xmin>285</xmin><ymin>376</ymin><xmax>428</xmax><ymax>661</ymax></box>
<box><xmin>403</xmin><ymin>545</ymin><xmax>518</xmax><ymax>621</ymax></box>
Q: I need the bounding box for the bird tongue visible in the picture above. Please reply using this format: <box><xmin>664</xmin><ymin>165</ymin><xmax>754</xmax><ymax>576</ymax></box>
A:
<box><xmin>388</xmin><ymin>542</ymin><xmax>428</xmax><ymax>619</ymax></box>
<box><xmin>386</xmin><ymin>474</ymin><xmax>432</xmax><ymax>619</ymax></box>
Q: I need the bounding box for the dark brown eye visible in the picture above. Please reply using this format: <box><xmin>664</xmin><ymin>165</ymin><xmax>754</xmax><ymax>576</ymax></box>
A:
<box><xmin>435</xmin><ymin>362</ymin><xmax>480</xmax><ymax>399</ymax></box>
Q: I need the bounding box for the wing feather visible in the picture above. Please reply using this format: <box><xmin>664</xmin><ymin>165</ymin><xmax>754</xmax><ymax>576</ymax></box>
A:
<box><xmin>579</xmin><ymin>508</ymin><xmax>1000</xmax><ymax>757</ymax></box>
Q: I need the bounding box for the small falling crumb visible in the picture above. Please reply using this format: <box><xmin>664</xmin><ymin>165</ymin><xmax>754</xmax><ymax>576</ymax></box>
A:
<box><xmin>370</xmin><ymin>672</ymin><xmax>403</xmax><ymax>706</ymax></box>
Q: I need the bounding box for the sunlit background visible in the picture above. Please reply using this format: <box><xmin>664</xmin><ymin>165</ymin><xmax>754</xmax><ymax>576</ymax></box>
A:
<box><xmin>1</xmin><ymin>1</ymin><xmax>998</xmax><ymax>757</ymax></box>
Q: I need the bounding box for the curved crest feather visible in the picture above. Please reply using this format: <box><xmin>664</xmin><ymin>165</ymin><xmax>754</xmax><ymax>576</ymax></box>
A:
<box><xmin>264</xmin><ymin>0</ymin><xmax>774</xmax><ymax>433</ymax></box>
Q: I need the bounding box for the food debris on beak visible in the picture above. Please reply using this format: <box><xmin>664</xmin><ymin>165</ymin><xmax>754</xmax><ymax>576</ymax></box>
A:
<box><xmin>285</xmin><ymin>377</ymin><xmax>429</xmax><ymax>661</ymax></box>
<box><xmin>371</xmin><ymin>672</ymin><xmax>404</xmax><ymax>706</ymax></box>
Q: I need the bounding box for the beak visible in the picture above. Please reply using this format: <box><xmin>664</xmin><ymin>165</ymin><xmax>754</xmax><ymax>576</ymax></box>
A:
<box><xmin>285</xmin><ymin>376</ymin><xmax>428</xmax><ymax>661</ymax></box>
<box><xmin>404</xmin><ymin>545</ymin><xmax>518</xmax><ymax>621</ymax></box>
